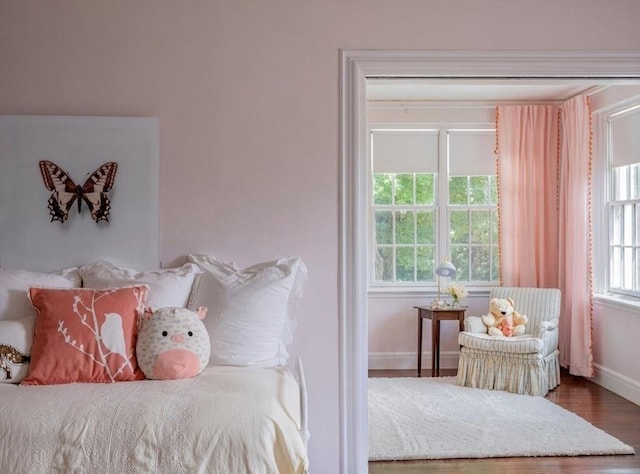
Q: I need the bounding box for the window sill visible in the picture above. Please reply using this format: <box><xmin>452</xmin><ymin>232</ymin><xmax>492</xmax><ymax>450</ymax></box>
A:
<box><xmin>368</xmin><ymin>286</ymin><xmax>491</xmax><ymax>298</ymax></box>
<box><xmin>593</xmin><ymin>293</ymin><xmax>640</xmax><ymax>313</ymax></box>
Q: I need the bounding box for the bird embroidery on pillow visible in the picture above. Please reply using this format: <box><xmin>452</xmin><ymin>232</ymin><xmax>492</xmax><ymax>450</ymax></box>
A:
<box><xmin>53</xmin><ymin>288</ymin><xmax>146</xmax><ymax>381</ymax></box>
<box><xmin>100</xmin><ymin>312</ymin><xmax>134</xmax><ymax>373</ymax></box>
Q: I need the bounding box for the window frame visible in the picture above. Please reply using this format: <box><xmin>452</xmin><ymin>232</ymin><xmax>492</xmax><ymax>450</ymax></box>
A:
<box><xmin>592</xmin><ymin>96</ymin><xmax>640</xmax><ymax>309</ymax></box>
<box><xmin>605</xmin><ymin>103</ymin><xmax>640</xmax><ymax>301</ymax></box>
<box><xmin>368</xmin><ymin>124</ymin><xmax>499</xmax><ymax>291</ymax></box>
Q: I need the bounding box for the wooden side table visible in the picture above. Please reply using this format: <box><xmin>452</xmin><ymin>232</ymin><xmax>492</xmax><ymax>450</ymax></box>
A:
<box><xmin>415</xmin><ymin>305</ymin><xmax>466</xmax><ymax>377</ymax></box>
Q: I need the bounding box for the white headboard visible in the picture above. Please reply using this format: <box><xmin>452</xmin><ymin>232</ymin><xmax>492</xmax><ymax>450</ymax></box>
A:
<box><xmin>0</xmin><ymin>115</ymin><xmax>159</xmax><ymax>271</ymax></box>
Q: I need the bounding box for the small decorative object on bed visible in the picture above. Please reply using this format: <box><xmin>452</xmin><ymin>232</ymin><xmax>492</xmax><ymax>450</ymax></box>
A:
<box><xmin>38</xmin><ymin>160</ymin><xmax>118</xmax><ymax>223</ymax></box>
<box><xmin>137</xmin><ymin>306</ymin><xmax>210</xmax><ymax>380</ymax></box>
<box><xmin>0</xmin><ymin>336</ymin><xmax>31</xmax><ymax>381</ymax></box>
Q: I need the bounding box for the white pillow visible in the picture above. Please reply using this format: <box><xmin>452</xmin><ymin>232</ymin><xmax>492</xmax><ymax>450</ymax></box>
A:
<box><xmin>79</xmin><ymin>261</ymin><xmax>200</xmax><ymax>309</ymax></box>
<box><xmin>0</xmin><ymin>315</ymin><xmax>35</xmax><ymax>383</ymax></box>
<box><xmin>0</xmin><ymin>267</ymin><xmax>81</xmax><ymax>321</ymax></box>
<box><xmin>187</xmin><ymin>254</ymin><xmax>307</xmax><ymax>367</ymax></box>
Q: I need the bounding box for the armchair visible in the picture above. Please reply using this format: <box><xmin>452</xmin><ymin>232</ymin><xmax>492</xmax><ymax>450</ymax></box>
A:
<box><xmin>457</xmin><ymin>287</ymin><xmax>561</xmax><ymax>396</ymax></box>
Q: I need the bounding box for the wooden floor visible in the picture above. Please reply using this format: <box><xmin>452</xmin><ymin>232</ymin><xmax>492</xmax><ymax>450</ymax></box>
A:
<box><xmin>368</xmin><ymin>368</ymin><xmax>640</xmax><ymax>473</ymax></box>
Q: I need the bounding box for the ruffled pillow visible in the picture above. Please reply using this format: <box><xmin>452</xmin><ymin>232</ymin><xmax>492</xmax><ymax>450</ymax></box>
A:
<box><xmin>0</xmin><ymin>267</ymin><xmax>81</xmax><ymax>321</ymax></box>
<box><xmin>80</xmin><ymin>261</ymin><xmax>200</xmax><ymax>309</ymax></box>
<box><xmin>187</xmin><ymin>254</ymin><xmax>307</xmax><ymax>367</ymax></box>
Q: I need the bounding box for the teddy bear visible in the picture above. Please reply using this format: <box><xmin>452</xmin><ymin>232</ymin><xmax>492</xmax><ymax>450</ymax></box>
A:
<box><xmin>136</xmin><ymin>306</ymin><xmax>210</xmax><ymax>380</ymax></box>
<box><xmin>481</xmin><ymin>297</ymin><xmax>528</xmax><ymax>337</ymax></box>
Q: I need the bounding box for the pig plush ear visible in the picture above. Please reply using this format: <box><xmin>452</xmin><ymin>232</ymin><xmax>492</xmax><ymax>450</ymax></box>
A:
<box><xmin>196</xmin><ymin>306</ymin><xmax>207</xmax><ymax>320</ymax></box>
<box><xmin>143</xmin><ymin>306</ymin><xmax>155</xmax><ymax>319</ymax></box>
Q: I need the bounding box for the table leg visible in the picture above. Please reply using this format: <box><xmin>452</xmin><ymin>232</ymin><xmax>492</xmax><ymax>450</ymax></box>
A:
<box><xmin>417</xmin><ymin>312</ymin><xmax>423</xmax><ymax>377</ymax></box>
<box><xmin>437</xmin><ymin>320</ymin><xmax>442</xmax><ymax>376</ymax></box>
<box><xmin>431</xmin><ymin>316</ymin><xmax>438</xmax><ymax>377</ymax></box>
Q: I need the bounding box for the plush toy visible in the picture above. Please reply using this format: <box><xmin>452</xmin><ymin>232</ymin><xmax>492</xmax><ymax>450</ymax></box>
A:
<box><xmin>136</xmin><ymin>306</ymin><xmax>210</xmax><ymax>380</ymax></box>
<box><xmin>497</xmin><ymin>314</ymin><xmax>514</xmax><ymax>337</ymax></box>
<box><xmin>481</xmin><ymin>297</ymin><xmax>528</xmax><ymax>337</ymax></box>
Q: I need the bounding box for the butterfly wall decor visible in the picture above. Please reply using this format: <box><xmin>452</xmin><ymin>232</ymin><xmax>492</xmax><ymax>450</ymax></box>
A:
<box><xmin>38</xmin><ymin>160</ymin><xmax>118</xmax><ymax>223</ymax></box>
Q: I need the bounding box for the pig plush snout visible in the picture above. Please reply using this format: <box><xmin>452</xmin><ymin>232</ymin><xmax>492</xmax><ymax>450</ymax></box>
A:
<box><xmin>152</xmin><ymin>349</ymin><xmax>201</xmax><ymax>379</ymax></box>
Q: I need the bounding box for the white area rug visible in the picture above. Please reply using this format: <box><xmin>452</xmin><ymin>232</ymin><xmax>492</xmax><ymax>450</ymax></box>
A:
<box><xmin>368</xmin><ymin>377</ymin><xmax>635</xmax><ymax>461</ymax></box>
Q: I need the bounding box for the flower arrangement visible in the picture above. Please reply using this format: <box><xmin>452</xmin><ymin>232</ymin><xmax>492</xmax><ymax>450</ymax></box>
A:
<box><xmin>446</xmin><ymin>282</ymin><xmax>468</xmax><ymax>306</ymax></box>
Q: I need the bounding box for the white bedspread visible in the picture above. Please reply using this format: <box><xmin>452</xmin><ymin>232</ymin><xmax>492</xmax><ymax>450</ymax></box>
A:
<box><xmin>0</xmin><ymin>366</ymin><xmax>308</xmax><ymax>474</ymax></box>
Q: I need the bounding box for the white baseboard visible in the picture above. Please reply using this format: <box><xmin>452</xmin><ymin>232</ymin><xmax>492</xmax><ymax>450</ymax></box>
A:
<box><xmin>368</xmin><ymin>352</ymin><xmax>459</xmax><ymax>371</ymax></box>
<box><xmin>590</xmin><ymin>363</ymin><xmax>640</xmax><ymax>406</ymax></box>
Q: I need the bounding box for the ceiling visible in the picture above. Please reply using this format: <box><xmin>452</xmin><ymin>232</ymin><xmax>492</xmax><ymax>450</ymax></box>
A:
<box><xmin>366</xmin><ymin>78</ymin><xmax>606</xmax><ymax>102</ymax></box>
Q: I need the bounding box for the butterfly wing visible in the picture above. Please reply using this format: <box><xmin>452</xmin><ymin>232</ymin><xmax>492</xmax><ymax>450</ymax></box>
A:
<box><xmin>38</xmin><ymin>161</ymin><xmax>78</xmax><ymax>223</ymax></box>
<box><xmin>80</xmin><ymin>162</ymin><xmax>118</xmax><ymax>222</ymax></box>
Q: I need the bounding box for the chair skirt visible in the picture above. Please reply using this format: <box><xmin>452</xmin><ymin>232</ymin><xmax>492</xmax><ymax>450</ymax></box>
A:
<box><xmin>457</xmin><ymin>348</ymin><xmax>560</xmax><ymax>397</ymax></box>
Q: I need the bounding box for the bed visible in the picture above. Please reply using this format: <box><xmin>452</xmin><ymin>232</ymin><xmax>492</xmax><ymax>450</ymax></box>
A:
<box><xmin>0</xmin><ymin>364</ymin><xmax>308</xmax><ymax>473</ymax></box>
<box><xmin>0</xmin><ymin>255</ymin><xmax>310</xmax><ymax>474</ymax></box>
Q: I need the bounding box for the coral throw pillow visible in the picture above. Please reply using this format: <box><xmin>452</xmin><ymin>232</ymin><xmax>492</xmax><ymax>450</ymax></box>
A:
<box><xmin>22</xmin><ymin>285</ymin><xmax>149</xmax><ymax>385</ymax></box>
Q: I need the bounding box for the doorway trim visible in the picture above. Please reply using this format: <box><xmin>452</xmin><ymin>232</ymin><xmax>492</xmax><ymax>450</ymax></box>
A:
<box><xmin>338</xmin><ymin>50</ymin><xmax>640</xmax><ymax>474</ymax></box>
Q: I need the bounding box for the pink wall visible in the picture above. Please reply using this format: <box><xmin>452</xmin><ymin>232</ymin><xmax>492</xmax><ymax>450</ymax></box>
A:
<box><xmin>2</xmin><ymin>1</ymin><xmax>639</xmax><ymax>471</ymax></box>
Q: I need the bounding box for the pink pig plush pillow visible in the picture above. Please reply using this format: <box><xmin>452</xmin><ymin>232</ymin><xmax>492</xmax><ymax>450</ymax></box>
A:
<box><xmin>136</xmin><ymin>306</ymin><xmax>210</xmax><ymax>380</ymax></box>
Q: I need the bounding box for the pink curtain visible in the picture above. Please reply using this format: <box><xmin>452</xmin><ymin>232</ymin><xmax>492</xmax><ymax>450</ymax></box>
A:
<box><xmin>495</xmin><ymin>105</ymin><xmax>559</xmax><ymax>289</ymax></box>
<box><xmin>557</xmin><ymin>96</ymin><xmax>594</xmax><ymax>377</ymax></box>
<box><xmin>495</xmin><ymin>100</ymin><xmax>594</xmax><ymax>377</ymax></box>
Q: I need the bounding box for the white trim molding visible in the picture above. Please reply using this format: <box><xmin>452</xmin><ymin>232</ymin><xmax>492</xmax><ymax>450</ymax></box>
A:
<box><xmin>339</xmin><ymin>50</ymin><xmax>640</xmax><ymax>474</ymax></box>
<box><xmin>339</xmin><ymin>49</ymin><xmax>369</xmax><ymax>474</ymax></box>
<box><xmin>591</xmin><ymin>364</ymin><xmax>640</xmax><ymax>406</ymax></box>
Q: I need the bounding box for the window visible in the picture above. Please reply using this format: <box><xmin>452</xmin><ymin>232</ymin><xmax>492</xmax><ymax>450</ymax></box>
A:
<box><xmin>369</xmin><ymin>127</ymin><xmax>498</xmax><ymax>288</ymax></box>
<box><xmin>372</xmin><ymin>171</ymin><xmax>436</xmax><ymax>282</ymax></box>
<box><xmin>607</xmin><ymin>104</ymin><xmax>640</xmax><ymax>299</ymax></box>
<box><xmin>449</xmin><ymin>175</ymin><xmax>499</xmax><ymax>282</ymax></box>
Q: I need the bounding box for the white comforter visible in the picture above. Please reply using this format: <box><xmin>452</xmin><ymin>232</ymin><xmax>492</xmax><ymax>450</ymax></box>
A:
<box><xmin>0</xmin><ymin>366</ymin><xmax>308</xmax><ymax>474</ymax></box>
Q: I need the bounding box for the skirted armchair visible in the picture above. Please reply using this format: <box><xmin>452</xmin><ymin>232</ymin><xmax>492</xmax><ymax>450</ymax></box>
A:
<box><xmin>457</xmin><ymin>287</ymin><xmax>561</xmax><ymax>397</ymax></box>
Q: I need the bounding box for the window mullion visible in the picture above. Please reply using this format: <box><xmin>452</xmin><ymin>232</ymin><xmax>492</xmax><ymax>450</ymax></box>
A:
<box><xmin>413</xmin><ymin>175</ymin><xmax>418</xmax><ymax>281</ymax></box>
<box><xmin>438</xmin><ymin>128</ymin><xmax>449</xmax><ymax>264</ymax></box>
